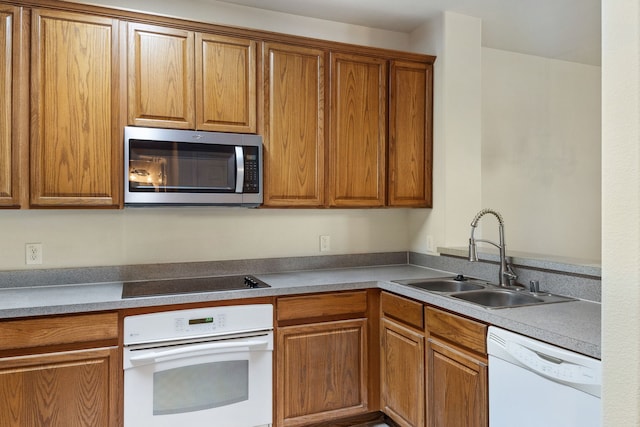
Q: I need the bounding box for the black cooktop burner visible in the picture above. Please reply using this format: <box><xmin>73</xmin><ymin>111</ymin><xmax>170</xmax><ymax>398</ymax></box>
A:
<box><xmin>121</xmin><ymin>274</ymin><xmax>270</xmax><ymax>299</ymax></box>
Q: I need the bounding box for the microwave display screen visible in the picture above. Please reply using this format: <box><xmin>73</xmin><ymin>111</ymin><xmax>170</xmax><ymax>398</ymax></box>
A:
<box><xmin>129</xmin><ymin>140</ymin><xmax>236</xmax><ymax>193</ymax></box>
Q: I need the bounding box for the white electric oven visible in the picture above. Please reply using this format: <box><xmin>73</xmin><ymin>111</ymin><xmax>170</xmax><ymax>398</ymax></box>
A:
<box><xmin>123</xmin><ymin>305</ymin><xmax>273</xmax><ymax>427</ymax></box>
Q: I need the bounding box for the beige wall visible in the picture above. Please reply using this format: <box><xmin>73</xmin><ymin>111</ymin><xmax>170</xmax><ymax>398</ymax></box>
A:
<box><xmin>0</xmin><ymin>209</ymin><xmax>410</xmax><ymax>269</ymax></box>
<box><xmin>407</xmin><ymin>13</ymin><xmax>601</xmax><ymax>263</ymax></box>
<box><xmin>481</xmin><ymin>48</ymin><xmax>601</xmax><ymax>260</ymax></box>
<box><xmin>407</xmin><ymin>12</ymin><xmax>483</xmax><ymax>255</ymax></box>
<box><xmin>601</xmin><ymin>0</ymin><xmax>640</xmax><ymax>425</ymax></box>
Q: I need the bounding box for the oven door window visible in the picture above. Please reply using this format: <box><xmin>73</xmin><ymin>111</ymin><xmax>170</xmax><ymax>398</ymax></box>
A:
<box><xmin>153</xmin><ymin>360</ymin><xmax>248</xmax><ymax>415</ymax></box>
<box><xmin>129</xmin><ymin>140</ymin><xmax>236</xmax><ymax>193</ymax></box>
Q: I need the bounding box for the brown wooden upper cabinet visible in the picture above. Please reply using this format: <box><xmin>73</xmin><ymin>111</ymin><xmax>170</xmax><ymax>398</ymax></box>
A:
<box><xmin>30</xmin><ymin>9</ymin><xmax>122</xmax><ymax>207</ymax></box>
<box><xmin>263</xmin><ymin>46</ymin><xmax>434</xmax><ymax>209</ymax></box>
<box><xmin>0</xmin><ymin>5</ymin><xmax>26</xmax><ymax>208</ymax></box>
<box><xmin>328</xmin><ymin>52</ymin><xmax>387</xmax><ymax>207</ymax></box>
<box><xmin>127</xmin><ymin>22</ymin><xmax>257</xmax><ymax>133</ymax></box>
<box><xmin>389</xmin><ymin>60</ymin><xmax>433</xmax><ymax>207</ymax></box>
<box><xmin>263</xmin><ymin>42</ymin><xmax>326</xmax><ymax>207</ymax></box>
<box><xmin>0</xmin><ymin>0</ymin><xmax>432</xmax><ymax>210</ymax></box>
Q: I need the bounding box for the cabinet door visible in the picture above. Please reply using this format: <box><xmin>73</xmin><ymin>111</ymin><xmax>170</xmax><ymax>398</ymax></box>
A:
<box><xmin>426</xmin><ymin>337</ymin><xmax>488</xmax><ymax>427</ymax></box>
<box><xmin>196</xmin><ymin>33</ymin><xmax>256</xmax><ymax>132</ymax></box>
<box><xmin>380</xmin><ymin>317</ymin><xmax>425</xmax><ymax>427</ymax></box>
<box><xmin>127</xmin><ymin>22</ymin><xmax>195</xmax><ymax>129</ymax></box>
<box><xmin>388</xmin><ymin>60</ymin><xmax>433</xmax><ymax>207</ymax></box>
<box><xmin>328</xmin><ymin>52</ymin><xmax>387</xmax><ymax>207</ymax></box>
<box><xmin>30</xmin><ymin>9</ymin><xmax>122</xmax><ymax>207</ymax></box>
<box><xmin>0</xmin><ymin>346</ymin><xmax>120</xmax><ymax>427</ymax></box>
<box><xmin>277</xmin><ymin>318</ymin><xmax>368</xmax><ymax>426</ymax></box>
<box><xmin>263</xmin><ymin>43</ymin><xmax>325</xmax><ymax>207</ymax></box>
<box><xmin>0</xmin><ymin>5</ymin><xmax>26</xmax><ymax>208</ymax></box>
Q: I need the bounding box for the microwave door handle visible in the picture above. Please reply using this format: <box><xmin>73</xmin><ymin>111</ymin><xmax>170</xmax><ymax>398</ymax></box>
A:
<box><xmin>128</xmin><ymin>339</ymin><xmax>269</xmax><ymax>365</ymax></box>
<box><xmin>235</xmin><ymin>146</ymin><xmax>244</xmax><ymax>193</ymax></box>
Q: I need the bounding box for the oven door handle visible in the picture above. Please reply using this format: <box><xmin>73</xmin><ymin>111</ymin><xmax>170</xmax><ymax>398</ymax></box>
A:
<box><xmin>129</xmin><ymin>339</ymin><xmax>269</xmax><ymax>365</ymax></box>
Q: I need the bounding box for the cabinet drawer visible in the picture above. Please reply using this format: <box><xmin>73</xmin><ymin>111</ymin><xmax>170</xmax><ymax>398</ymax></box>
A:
<box><xmin>426</xmin><ymin>306</ymin><xmax>487</xmax><ymax>354</ymax></box>
<box><xmin>381</xmin><ymin>291</ymin><xmax>424</xmax><ymax>330</ymax></box>
<box><xmin>0</xmin><ymin>312</ymin><xmax>118</xmax><ymax>351</ymax></box>
<box><xmin>277</xmin><ymin>291</ymin><xmax>367</xmax><ymax>323</ymax></box>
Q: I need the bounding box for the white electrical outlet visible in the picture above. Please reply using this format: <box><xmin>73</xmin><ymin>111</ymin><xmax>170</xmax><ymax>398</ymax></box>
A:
<box><xmin>319</xmin><ymin>235</ymin><xmax>331</xmax><ymax>252</ymax></box>
<box><xmin>26</xmin><ymin>243</ymin><xmax>43</xmax><ymax>265</ymax></box>
<box><xmin>426</xmin><ymin>235</ymin><xmax>434</xmax><ymax>253</ymax></box>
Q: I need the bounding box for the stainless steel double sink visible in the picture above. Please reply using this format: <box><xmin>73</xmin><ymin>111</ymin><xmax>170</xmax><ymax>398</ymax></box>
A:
<box><xmin>392</xmin><ymin>276</ymin><xmax>575</xmax><ymax>309</ymax></box>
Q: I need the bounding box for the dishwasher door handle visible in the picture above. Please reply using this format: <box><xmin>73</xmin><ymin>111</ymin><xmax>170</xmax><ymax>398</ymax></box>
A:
<box><xmin>129</xmin><ymin>339</ymin><xmax>269</xmax><ymax>365</ymax></box>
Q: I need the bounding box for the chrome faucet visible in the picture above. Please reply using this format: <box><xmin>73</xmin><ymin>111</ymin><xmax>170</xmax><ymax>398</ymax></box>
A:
<box><xmin>468</xmin><ymin>209</ymin><xmax>517</xmax><ymax>287</ymax></box>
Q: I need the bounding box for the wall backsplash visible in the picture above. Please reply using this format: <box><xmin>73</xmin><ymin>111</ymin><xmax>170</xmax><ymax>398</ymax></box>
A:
<box><xmin>0</xmin><ymin>208</ymin><xmax>411</xmax><ymax>271</ymax></box>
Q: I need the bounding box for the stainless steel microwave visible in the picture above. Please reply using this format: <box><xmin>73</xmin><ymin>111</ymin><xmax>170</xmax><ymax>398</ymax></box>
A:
<box><xmin>124</xmin><ymin>126</ymin><xmax>263</xmax><ymax>207</ymax></box>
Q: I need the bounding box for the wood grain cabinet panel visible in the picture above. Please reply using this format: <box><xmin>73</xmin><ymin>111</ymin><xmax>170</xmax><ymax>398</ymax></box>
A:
<box><xmin>30</xmin><ymin>9</ymin><xmax>122</xmax><ymax>207</ymax></box>
<box><xmin>328</xmin><ymin>52</ymin><xmax>387</xmax><ymax>207</ymax></box>
<box><xmin>0</xmin><ymin>347</ymin><xmax>119</xmax><ymax>427</ymax></box>
<box><xmin>380</xmin><ymin>317</ymin><xmax>425</xmax><ymax>427</ymax></box>
<box><xmin>426</xmin><ymin>338</ymin><xmax>487</xmax><ymax>427</ymax></box>
<box><xmin>263</xmin><ymin>42</ymin><xmax>325</xmax><ymax>206</ymax></box>
<box><xmin>0</xmin><ymin>5</ymin><xmax>26</xmax><ymax>208</ymax></box>
<box><xmin>128</xmin><ymin>23</ymin><xmax>257</xmax><ymax>133</ymax></box>
<box><xmin>127</xmin><ymin>22</ymin><xmax>195</xmax><ymax>129</ymax></box>
<box><xmin>380</xmin><ymin>290</ymin><xmax>424</xmax><ymax>330</ymax></box>
<box><xmin>0</xmin><ymin>312</ymin><xmax>120</xmax><ymax>427</ymax></box>
<box><xmin>265</xmin><ymin>48</ymin><xmax>432</xmax><ymax>208</ymax></box>
<box><xmin>277</xmin><ymin>291</ymin><xmax>367</xmax><ymax>323</ymax></box>
<box><xmin>277</xmin><ymin>318</ymin><xmax>368</xmax><ymax>426</ymax></box>
<box><xmin>426</xmin><ymin>307</ymin><xmax>488</xmax><ymax>427</ymax></box>
<box><xmin>0</xmin><ymin>312</ymin><xmax>118</xmax><ymax>351</ymax></box>
<box><xmin>388</xmin><ymin>60</ymin><xmax>433</xmax><ymax>207</ymax></box>
<box><xmin>0</xmin><ymin>7</ymin><xmax>12</xmax><ymax>204</ymax></box>
<box><xmin>197</xmin><ymin>33</ymin><xmax>256</xmax><ymax>132</ymax></box>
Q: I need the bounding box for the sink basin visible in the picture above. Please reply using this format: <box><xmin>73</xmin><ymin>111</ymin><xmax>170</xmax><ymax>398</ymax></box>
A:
<box><xmin>392</xmin><ymin>276</ymin><xmax>575</xmax><ymax>309</ymax></box>
<box><xmin>450</xmin><ymin>289</ymin><xmax>575</xmax><ymax>309</ymax></box>
<box><xmin>392</xmin><ymin>277</ymin><xmax>487</xmax><ymax>293</ymax></box>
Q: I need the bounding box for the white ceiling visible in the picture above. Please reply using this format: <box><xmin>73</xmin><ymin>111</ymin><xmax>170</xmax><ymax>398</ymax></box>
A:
<box><xmin>216</xmin><ymin>0</ymin><xmax>601</xmax><ymax>66</ymax></box>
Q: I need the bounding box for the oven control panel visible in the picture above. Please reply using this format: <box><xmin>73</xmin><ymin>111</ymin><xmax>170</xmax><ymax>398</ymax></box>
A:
<box><xmin>174</xmin><ymin>313</ymin><xmax>227</xmax><ymax>333</ymax></box>
<box><xmin>124</xmin><ymin>304</ymin><xmax>273</xmax><ymax>345</ymax></box>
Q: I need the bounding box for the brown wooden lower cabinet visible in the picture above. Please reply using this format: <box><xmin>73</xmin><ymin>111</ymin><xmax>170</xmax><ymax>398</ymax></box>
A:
<box><xmin>0</xmin><ymin>312</ymin><xmax>120</xmax><ymax>427</ymax></box>
<box><xmin>277</xmin><ymin>319</ymin><xmax>369</xmax><ymax>427</ymax></box>
<box><xmin>426</xmin><ymin>338</ymin><xmax>487</xmax><ymax>427</ymax></box>
<box><xmin>380</xmin><ymin>291</ymin><xmax>425</xmax><ymax>427</ymax></box>
<box><xmin>276</xmin><ymin>291</ymin><xmax>370</xmax><ymax>427</ymax></box>
<box><xmin>378</xmin><ymin>293</ymin><xmax>489</xmax><ymax>427</ymax></box>
<box><xmin>0</xmin><ymin>347</ymin><xmax>119</xmax><ymax>427</ymax></box>
<box><xmin>380</xmin><ymin>317</ymin><xmax>425</xmax><ymax>427</ymax></box>
<box><xmin>425</xmin><ymin>307</ymin><xmax>488</xmax><ymax>427</ymax></box>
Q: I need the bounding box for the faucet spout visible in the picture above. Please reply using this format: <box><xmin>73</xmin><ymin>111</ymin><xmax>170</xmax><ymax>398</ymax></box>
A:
<box><xmin>468</xmin><ymin>209</ymin><xmax>517</xmax><ymax>287</ymax></box>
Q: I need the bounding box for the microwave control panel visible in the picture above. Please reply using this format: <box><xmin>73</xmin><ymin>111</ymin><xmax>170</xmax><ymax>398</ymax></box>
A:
<box><xmin>243</xmin><ymin>146</ymin><xmax>260</xmax><ymax>193</ymax></box>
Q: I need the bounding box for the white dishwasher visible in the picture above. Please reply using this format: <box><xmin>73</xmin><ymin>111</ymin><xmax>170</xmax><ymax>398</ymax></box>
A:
<box><xmin>487</xmin><ymin>326</ymin><xmax>601</xmax><ymax>427</ymax></box>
